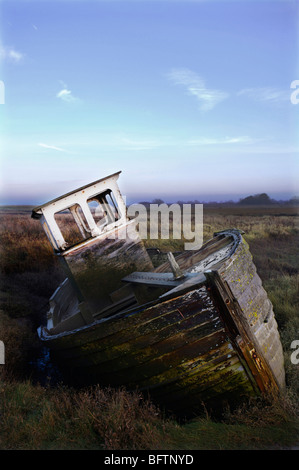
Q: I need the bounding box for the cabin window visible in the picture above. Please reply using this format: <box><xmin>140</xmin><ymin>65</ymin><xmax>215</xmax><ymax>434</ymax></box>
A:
<box><xmin>54</xmin><ymin>204</ymin><xmax>91</xmax><ymax>247</ymax></box>
<box><xmin>87</xmin><ymin>190</ymin><xmax>120</xmax><ymax>229</ymax></box>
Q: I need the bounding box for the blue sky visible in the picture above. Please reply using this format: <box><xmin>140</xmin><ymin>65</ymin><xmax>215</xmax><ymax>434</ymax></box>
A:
<box><xmin>0</xmin><ymin>0</ymin><xmax>298</xmax><ymax>204</ymax></box>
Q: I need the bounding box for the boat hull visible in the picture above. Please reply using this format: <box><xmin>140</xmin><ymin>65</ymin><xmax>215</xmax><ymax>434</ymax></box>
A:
<box><xmin>39</xmin><ymin>231</ymin><xmax>285</xmax><ymax>416</ymax></box>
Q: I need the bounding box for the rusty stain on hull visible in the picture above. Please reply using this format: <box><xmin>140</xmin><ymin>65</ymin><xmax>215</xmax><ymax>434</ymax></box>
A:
<box><xmin>32</xmin><ymin>172</ymin><xmax>285</xmax><ymax>416</ymax></box>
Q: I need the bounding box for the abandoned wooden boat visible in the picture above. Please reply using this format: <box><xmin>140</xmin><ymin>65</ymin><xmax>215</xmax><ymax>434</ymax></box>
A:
<box><xmin>32</xmin><ymin>172</ymin><xmax>285</xmax><ymax>416</ymax></box>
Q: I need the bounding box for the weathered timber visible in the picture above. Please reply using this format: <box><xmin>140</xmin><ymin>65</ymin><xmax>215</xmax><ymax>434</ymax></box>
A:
<box><xmin>33</xmin><ymin>173</ymin><xmax>285</xmax><ymax>416</ymax></box>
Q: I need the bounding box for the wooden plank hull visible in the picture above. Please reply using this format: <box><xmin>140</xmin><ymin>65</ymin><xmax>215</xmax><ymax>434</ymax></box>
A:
<box><xmin>38</xmin><ymin>230</ymin><xmax>285</xmax><ymax>416</ymax></box>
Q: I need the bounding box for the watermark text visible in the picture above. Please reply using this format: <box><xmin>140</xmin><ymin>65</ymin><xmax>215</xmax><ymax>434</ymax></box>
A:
<box><xmin>290</xmin><ymin>340</ymin><xmax>299</xmax><ymax>365</ymax></box>
<box><xmin>0</xmin><ymin>340</ymin><xmax>4</xmax><ymax>364</ymax></box>
<box><xmin>290</xmin><ymin>80</ymin><xmax>299</xmax><ymax>104</ymax></box>
<box><xmin>101</xmin><ymin>201</ymin><xmax>203</xmax><ymax>251</ymax></box>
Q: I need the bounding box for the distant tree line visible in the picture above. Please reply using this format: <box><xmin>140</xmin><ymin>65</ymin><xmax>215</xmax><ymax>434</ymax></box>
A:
<box><xmin>138</xmin><ymin>193</ymin><xmax>299</xmax><ymax>206</ymax></box>
<box><xmin>238</xmin><ymin>193</ymin><xmax>299</xmax><ymax>206</ymax></box>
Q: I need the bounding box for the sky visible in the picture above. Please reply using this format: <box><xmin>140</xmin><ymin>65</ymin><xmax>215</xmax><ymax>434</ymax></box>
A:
<box><xmin>0</xmin><ymin>0</ymin><xmax>298</xmax><ymax>205</ymax></box>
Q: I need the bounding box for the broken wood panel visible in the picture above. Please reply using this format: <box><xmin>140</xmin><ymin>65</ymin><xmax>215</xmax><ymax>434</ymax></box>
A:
<box><xmin>219</xmin><ymin>239</ymin><xmax>272</xmax><ymax>329</ymax></box>
<box><xmin>126</xmin><ymin>330</ymin><xmax>257</xmax><ymax>404</ymax></box>
<box><xmin>48</xmin><ymin>286</ymin><xmax>223</xmax><ymax>370</ymax></box>
<box><xmin>52</xmin><ymin>304</ymin><xmax>220</xmax><ymax>363</ymax></box>
<box><xmin>54</xmin><ymin>310</ymin><xmax>224</xmax><ymax>373</ymax></box>
<box><xmin>70</xmin><ymin>333</ymin><xmax>256</xmax><ymax>414</ymax></box>
<box><xmin>206</xmin><ymin>270</ymin><xmax>281</xmax><ymax>396</ymax></box>
<box><xmin>50</xmin><ymin>288</ymin><xmax>216</xmax><ymax>358</ymax></box>
<box><xmin>70</xmin><ymin>328</ymin><xmax>228</xmax><ymax>386</ymax></box>
<box><xmin>54</xmin><ymin>302</ymin><xmax>223</xmax><ymax>370</ymax></box>
<box><xmin>129</xmin><ymin>339</ymin><xmax>242</xmax><ymax>392</ymax></box>
<box><xmin>43</xmin><ymin>287</ymin><xmax>210</xmax><ymax>350</ymax></box>
<box><xmin>157</xmin><ymin>355</ymin><xmax>254</xmax><ymax>404</ymax></box>
<box><xmin>154</xmin><ymin>234</ymin><xmax>231</xmax><ymax>273</ymax></box>
<box><xmin>217</xmin><ymin>238</ymin><xmax>285</xmax><ymax>390</ymax></box>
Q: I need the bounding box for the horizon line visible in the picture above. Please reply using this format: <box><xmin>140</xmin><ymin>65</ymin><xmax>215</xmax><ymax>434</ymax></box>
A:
<box><xmin>1</xmin><ymin>194</ymin><xmax>298</xmax><ymax>207</ymax></box>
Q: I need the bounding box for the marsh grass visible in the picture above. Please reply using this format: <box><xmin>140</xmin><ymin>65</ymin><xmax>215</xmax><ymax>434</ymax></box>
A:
<box><xmin>0</xmin><ymin>204</ymin><xmax>299</xmax><ymax>449</ymax></box>
<box><xmin>1</xmin><ymin>380</ymin><xmax>298</xmax><ymax>450</ymax></box>
<box><xmin>0</xmin><ymin>381</ymin><xmax>169</xmax><ymax>450</ymax></box>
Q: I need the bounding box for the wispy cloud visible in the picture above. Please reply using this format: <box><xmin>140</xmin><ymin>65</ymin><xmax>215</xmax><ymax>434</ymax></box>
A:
<box><xmin>56</xmin><ymin>89</ymin><xmax>78</xmax><ymax>103</ymax></box>
<box><xmin>56</xmin><ymin>82</ymin><xmax>80</xmax><ymax>103</ymax></box>
<box><xmin>38</xmin><ymin>143</ymin><xmax>67</xmax><ymax>152</ymax></box>
<box><xmin>237</xmin><ymin>87</ymin><xmax>289</xmax><ymax>103</ymax></box>
<box><xmin>167</xmin><ymin>68</ymin><xmax>229</xmax><ymax>111</ymax></box>
<box><xmin>0</xmin><ymin>43</ymin><xmax>24</xmax><ymax>63</ymax></box>
<box><xmin>188</xmin><ymin>136</ymin><xmax>255</xmax><ymax>146</ymax></box>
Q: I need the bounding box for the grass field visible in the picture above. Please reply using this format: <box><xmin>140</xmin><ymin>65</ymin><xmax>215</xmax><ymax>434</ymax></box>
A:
<box><xmin>0</xmin><ymin>203</ymin><xmax>298</xmax><ymax>450</ymax></box>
